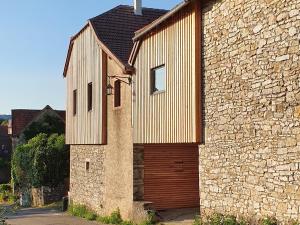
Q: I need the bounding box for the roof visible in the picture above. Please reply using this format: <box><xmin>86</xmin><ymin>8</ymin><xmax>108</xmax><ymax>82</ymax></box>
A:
<box><xmin>11</xmin><ymin>105</ymin><xmax>65</xmax><ymax>137</ymax></box>
<box><xmin>90</xmin><ymin>5</ymin><xmax>168</xmax><ymax>65</ymax></box>
<box><xmin>64</xmin><ymin>5</ymin><xmax>168</xmax><ymax>77</ymax></box>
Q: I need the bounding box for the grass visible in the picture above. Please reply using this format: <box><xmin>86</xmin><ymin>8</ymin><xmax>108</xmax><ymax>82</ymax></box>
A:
<box><xmin>68</xmin><ymin>203</ymin><xmax>154</xmax><ymax>225</ymax></box>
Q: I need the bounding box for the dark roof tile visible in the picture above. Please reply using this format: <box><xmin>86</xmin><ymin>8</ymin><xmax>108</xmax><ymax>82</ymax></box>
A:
<box><xmin>89</xmin><ymin>5</ymin><xmax>168</xmax><ymax>65</ymax></box>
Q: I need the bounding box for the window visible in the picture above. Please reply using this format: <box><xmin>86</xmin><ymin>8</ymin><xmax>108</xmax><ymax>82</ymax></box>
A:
<box><xmin>114</xmin><ymin>80</ymin><xmax>121</xmax><ymax>107</ymax></box>
<box><xmin>151</xmin><ymin>65</ymin><xmax>166</xmax><ymax>94</ymax></box>
<box><xmin>85</xmin><ymin>161</ymin><xmax>90</xmax><ymax>172</ymax></box>
<box><xmin>88</xmin><ymin>82</ymin><xmax>93</xmax><ymax>111</ymax></box>
<box><xmin>73</xmin><ymin>90</ymin><xmax>77</xmax><ymax>116</ymax></box>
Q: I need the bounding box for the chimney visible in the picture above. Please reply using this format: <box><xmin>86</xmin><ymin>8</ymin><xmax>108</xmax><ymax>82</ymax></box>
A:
<box><xmin>134</xmin><ymin>0</ymin><xmax>142</xmax><ymax>15</ymax></box>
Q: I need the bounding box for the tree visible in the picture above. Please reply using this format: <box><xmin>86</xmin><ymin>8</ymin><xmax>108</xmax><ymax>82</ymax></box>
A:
<box><xmin>22</xmin><ymin>114</ymin><xmax>65</xmax><ymax>142</ymax></box>
<box><xmin>11</xmin><ymin>133</ymin><xmax>69</xmax><ymax>189</ymax></box>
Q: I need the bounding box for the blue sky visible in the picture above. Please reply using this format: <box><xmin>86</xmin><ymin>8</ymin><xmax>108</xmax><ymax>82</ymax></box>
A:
<box><xmin>0</xmin><ymin>0</ymin><xmax>181</xmax><ymax>115</ymax></box>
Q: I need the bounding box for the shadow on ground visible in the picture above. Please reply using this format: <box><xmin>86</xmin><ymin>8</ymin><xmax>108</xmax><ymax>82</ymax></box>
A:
<box><xmin>158</xmin><ymin>207</ymin><xmax>199</xmax><ymax>225</ymax></box>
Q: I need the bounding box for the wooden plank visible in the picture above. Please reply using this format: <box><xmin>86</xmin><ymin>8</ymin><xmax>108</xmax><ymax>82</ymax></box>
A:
<box><xmin>102</xmin><ymin>50</ymin><xmax>108</xmax><ymax>145</ymax></box>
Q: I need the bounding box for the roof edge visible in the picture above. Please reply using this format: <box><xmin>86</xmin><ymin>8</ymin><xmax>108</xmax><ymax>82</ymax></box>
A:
<box><xmin>63</xmin><ymin>22</ymin><xmax>133</xmax><ymax>77</ymax></box>
<box><xmin>133</xmin><ymin>0</ymin><xmax>191</xmax><ymax>42</ymax></box>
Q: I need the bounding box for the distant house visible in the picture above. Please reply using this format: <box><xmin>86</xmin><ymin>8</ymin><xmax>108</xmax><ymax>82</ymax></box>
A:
<box><xmin>0</xmin><ymin>125</ymin><xmax>12</xmax><ymax>183</ymax></box>
<box><xmin>10</xmin><ymin>105</ymin><xmax>65</xmax><ymax>150</ymax></box>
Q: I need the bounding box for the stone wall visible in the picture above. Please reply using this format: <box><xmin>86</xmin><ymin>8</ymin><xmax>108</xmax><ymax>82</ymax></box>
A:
<box><xmin>200</xmin><ymin>0</ymin><xmax>300</xmax><ymax>222</ymax></box>
<box><xmin>70</xmin><ymin>145</ymin><xmax>105</xmax><ymax>212</ymax></box>
<box><xmin>69</xmin><ymin>57</ymin><xmax>134</xmax><ymax>219</ymax></box>
<box><xmin>32</xmin><ymin>185</ymin><xmax>65</xmax><ymax>207</ymax></box>
<box><xmin>133</xmin><ymin>145</ymin><xmax>144</xmax><ymax>201</ymax></box>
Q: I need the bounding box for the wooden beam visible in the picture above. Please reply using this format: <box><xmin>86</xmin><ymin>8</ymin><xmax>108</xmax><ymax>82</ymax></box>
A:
<box><xmin>194</xmin><ymin>0</ymin><xmax>202</xmax><ymax>143</ymax></box>
<box><xmin>102</xmin><ymin>50</ymin><xmax>108</xmax><ymax>145</ymax></box>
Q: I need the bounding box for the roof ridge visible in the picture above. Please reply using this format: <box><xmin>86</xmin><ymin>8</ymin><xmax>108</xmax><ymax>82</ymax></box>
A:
<box><xmin>89</xmin><ymin>4</ymin><xmax>168</xmax><ymax>21</ymax></box>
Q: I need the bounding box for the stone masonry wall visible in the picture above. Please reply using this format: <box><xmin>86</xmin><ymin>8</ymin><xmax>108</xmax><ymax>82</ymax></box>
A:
<box><xmin>200</xmin><ymin>0</ymin><xmax>300</xmax><ymax>222</ymax></box>
<box><xmin>70</xmin><ymin>145</ymin><xmax>105</xmax><ymax>212</ymax></box>
<box><xmin>133</xmin><ymin>144</ymin><xmax>144</xmax><ymax>201</ymax></box>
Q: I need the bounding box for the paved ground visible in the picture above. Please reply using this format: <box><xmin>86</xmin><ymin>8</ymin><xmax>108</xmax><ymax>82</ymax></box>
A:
<box><xmin>6</xmin><ymin>208</ymin><xmax>101</xmax><ymax>225</ymax></box>
<box><xmin>159</xmin><ymin>208</ymin><xmax>199</xmax><ymax>225</ymax></box>
<box><xmin>2</xmin><ymin>205</ymin><xmax>197</xmax><ymax>225</ymax></box>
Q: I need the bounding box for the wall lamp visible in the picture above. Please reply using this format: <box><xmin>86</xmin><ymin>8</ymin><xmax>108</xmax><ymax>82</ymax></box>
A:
<box><xmin>107</xmin><ymin>75</ymin><xmax>132</xmax><ymax>96</ymax></box>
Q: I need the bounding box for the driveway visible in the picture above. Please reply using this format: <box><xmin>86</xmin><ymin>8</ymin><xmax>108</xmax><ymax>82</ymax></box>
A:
<box><xmin>6</xmin><ymin>207</ymin><xmax>102</xmax><ymax>225</ymax></box>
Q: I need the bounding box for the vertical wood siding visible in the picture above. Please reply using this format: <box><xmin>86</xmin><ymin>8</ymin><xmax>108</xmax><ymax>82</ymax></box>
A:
<box><xmin>66</xmin><ymin>26</ymin><xmax>103</xmax><ymax>144</ymax></box>
<box><xmin>133</xmin><ymin>5</ymin><xmax>196</xmax><ymax>144</ymax></box>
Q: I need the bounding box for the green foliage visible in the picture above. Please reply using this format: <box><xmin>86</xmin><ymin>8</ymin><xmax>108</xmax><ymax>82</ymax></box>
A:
<box><xmin>23</xmin><ymin>114</ymin><xmax>65</xmax><ymax>142</ymax></box>
<box><xmin>68</xmin><ymin>204</ymin><xmax>88</xmax><ymax>218</ymax></box>
<box><xmin>68</xmin><ymin>204</ymin><xmax>97</xmax><ymax>221</ymax></box>
<box><xmin>194</xmin><ymin>213</ymin><xmax>250</xmax><ymax>225</ymax></box>
<box><xmin>260</xmin><ymin>217</ymin><xmax>277</xmax><ymax>225</ymax></box>
<box><xmin>85</xmin><ymin>211</ymin><xmax>97</xmax><ymax>221</ymax></box>
<box><xmin>0</xmin><ymin>184</ymin><xmax>17</xmax><ymax>204</ymax></box>
<box><xmin>193</xmin><ymin>216</ymin><xmax>204</xmax><ymax>225</ymax></box>
<box><xmin>0</xmin><ymin>184</ymin><xmax>11</xmax><ymax>193</ymax></box>
<box><xmin>11</xmin><ymin>133</ymin><xmax>69</xmax><ymax>189</ymax></box>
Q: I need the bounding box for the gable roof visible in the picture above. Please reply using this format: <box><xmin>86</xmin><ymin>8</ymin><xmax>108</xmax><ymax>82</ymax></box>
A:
<box><xmin>11</xmin><ymin>105</ymin><xmax>65</xmax><ymax>137</ymax></box>
<box><xmin>133</xmin><ymin>0</ymin><xmax>191</xmax><ymax>42</ymax></box>
<box><xmin>63</xmin><ymin>5</ymin><xmax>168</xmax><ymax>77</ymax></box>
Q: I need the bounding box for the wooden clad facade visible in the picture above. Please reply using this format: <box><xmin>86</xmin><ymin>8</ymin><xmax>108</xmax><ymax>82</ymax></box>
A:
<box><xmin>66</xmin><ymin>26</ymin><xmax>105</xmax><ymax>145</ymax></box>
<box><xmin>133</xmin><ymin>4</ymin><xmax>200</xmax><ymax>144</ymax></box>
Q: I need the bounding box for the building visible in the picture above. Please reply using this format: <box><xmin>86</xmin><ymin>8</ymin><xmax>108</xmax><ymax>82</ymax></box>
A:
<box><xmin>64</xmin><ymin>0</ymin><xmax>300</xmax><ymax>222</ymax></box>
<box><xmin>0</xmin><ymin>125</ymin><xmax>12</xmax><ymax>183</ymax></box>
<box><xmin>10</xmin><ymin>105</ymin><xmax>65</xmax><ymax>149</ymax></box>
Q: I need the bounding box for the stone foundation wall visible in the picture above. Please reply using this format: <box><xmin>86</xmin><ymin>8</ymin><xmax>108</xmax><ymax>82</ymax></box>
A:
<box><xmin>69</xmin><ymin>145</ymin><xmax>105</xmax><ymax>212</ymax></box>
<box><xmin>32</xmin><ymin>185</ymin><xmax>65</xmax><ymax>207</ymax></box>
<box><xmin>200</xmin><ymin>0</ymin><xmax>300</xmax><ymax>222</ymax></box>
<box><xmin>133</xmin><ymin>145</ymin><xmax>144</xmax><ymax>201</ymax></box>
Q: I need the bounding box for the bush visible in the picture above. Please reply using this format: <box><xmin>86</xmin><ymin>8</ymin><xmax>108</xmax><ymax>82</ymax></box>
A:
<box><xmin>193</xmin><ymin>216</ymin><xmax>203</xmax><ymax>225</ymax></box>
<box><xmin>260</xmin><ymin>217</ymin><xmax>277</xmax><ymax>225</ymax></box>
<box><xmin>84</xmin><ymin>211</ymin><xmax>97</xmax><ymax>221</ymax></box>
<box><xmin>0</xmin><ymin>184</ymin><xmax>11</xmax><ymax>193</ymax></box>
<box><xmin>12</xmin><ymin>133</ymin><xmax>69</xmax><ymax>189</ymax></box>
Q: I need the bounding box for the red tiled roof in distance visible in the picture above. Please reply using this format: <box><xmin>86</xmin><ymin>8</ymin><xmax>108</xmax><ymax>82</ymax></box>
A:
<box><xmin>11</xmin><ymin>106</ymin><xmax>66</xmax><ymax>137</ymax></box>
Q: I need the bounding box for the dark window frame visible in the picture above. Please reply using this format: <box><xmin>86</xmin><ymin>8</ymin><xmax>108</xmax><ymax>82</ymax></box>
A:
<box><xmin>88</xmin><ymin>82</ymin><xmax>93</xmax><ymax>111</ymax></box>
<box><xmin>73</xmin><ymin>89</ymin><xmax>77</xmax><ymax>116</ymax></box>
<box><xmin>114</xmin><ymin>80</ymin><xmax>121</xmax><ymax>108</ymax></box>
<box><xmin>150</xmin><ymin>64</ymin><xmax>166</xmax><ymax>94</ymax></box>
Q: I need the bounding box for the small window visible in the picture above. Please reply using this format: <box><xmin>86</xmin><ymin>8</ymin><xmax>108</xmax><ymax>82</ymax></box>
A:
<box><xmin>88</xmin><ymin>82</ymin><xmax>93</xmax><ymax>111</ymax></box>
<box><xmin>85</xmin><ymin>161</ymin><xmax>90</xmax><ymax>172</ymax></box>
<box><xmin>151</xmin><ymin>65</ymin><xmax>166</xmax><ymax>94</ymax></box>
<box><xmin>114</xmin><ymin>80</ymin><xmax>121</xmax><ymax>107</ymax></box>
<box><xmin>73</xmin><ymin>90</ymin><xmax>77</xmax><ymax>116</ymax></box>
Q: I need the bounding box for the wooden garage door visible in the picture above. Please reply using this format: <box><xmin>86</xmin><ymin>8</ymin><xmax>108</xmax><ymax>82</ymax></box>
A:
<box><xmin>144</xmin><ymin>144</ymin><xmax>199</xmax><ymax>210</ymax></box>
